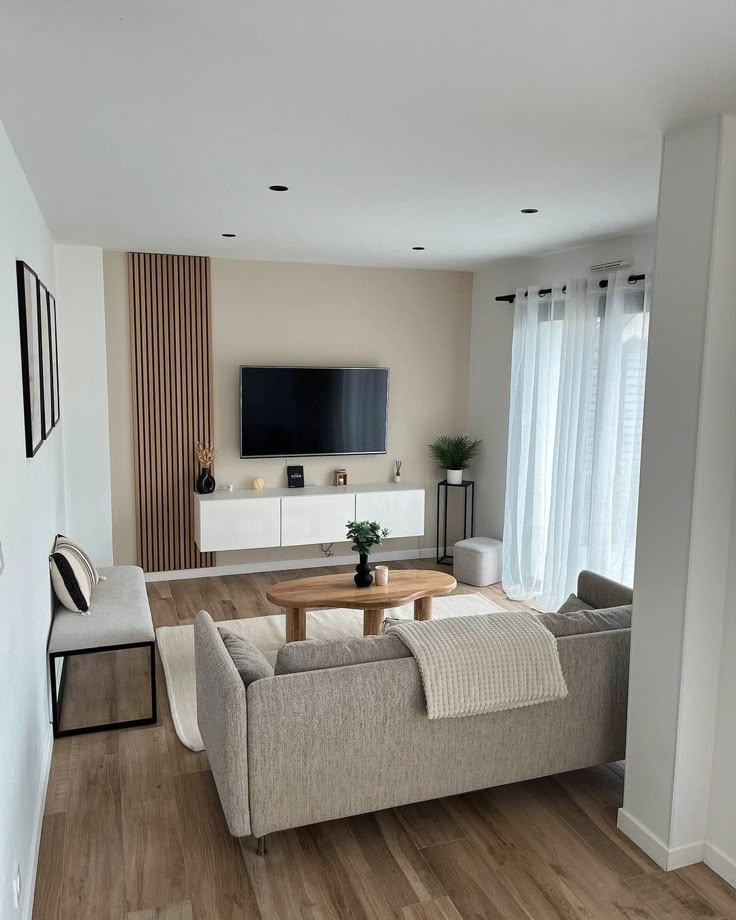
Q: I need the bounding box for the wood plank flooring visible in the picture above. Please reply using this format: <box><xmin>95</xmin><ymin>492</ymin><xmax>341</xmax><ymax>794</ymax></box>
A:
<box><xmin>33</xmin><ymin>559</ymin><xmax>736</xmax><ymax>919</ymax></box>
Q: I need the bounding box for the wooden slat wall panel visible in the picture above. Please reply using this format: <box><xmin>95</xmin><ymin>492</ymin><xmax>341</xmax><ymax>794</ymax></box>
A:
<box><xmin>128</xmin><ymin>253</ymin><xmax>214</xmax><ymax>573</ymax></box>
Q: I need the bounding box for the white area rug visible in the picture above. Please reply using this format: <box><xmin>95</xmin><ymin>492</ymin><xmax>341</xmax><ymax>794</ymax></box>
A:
<box><xmin>157</xmin><ymin>593</ymin><xmax>505</xmax><ymax>751</ymax></box>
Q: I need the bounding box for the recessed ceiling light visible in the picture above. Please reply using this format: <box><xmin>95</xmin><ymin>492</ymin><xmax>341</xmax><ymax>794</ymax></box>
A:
<box><xmin>412</xmin><ymin>246</ymin><xmax>425</xmax><ymax>251</ymax></box>
<box><xmin>221</xmin><ymin>232</ymin><xmax>236</xmax><ymax>238</ymax></box>
<box><xmin>269</xmin><ymin>185</ymin><xmax>289</xmax><ymax>192</ymax></box>
<box><xmin>520</xmin><ymin>208</ymin><xmax>539</xmax><ymax>214</ymax></box>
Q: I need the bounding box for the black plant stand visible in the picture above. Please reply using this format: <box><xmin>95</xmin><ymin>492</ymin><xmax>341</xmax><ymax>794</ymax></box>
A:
<box><xmin>436</xmin><ymin>479</ymin><xmax>475</xmax><ymax>565</ymax></box>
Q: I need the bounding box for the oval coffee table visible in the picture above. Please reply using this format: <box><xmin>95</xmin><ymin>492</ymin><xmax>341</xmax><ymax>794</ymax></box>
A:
<box><xmin>267</xmin><ymin>569</ymin><xmax>457</xmax><ymax>642</ymax></box>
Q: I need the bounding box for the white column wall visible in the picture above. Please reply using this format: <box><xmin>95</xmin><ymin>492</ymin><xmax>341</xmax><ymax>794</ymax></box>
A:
<box><xmin>55</xmin><ymin>244</ymin><xmax>113</xmax><ymax>564</ymax></box>
<box><xmin>702</xmin><ymin>119</ymin><xmax>736</xmax><ymax>886</ymax></box>
<box><xmin>620</xmin><ymin>115</ymin><xmax>736</xmax><ymax>871</ymax></box>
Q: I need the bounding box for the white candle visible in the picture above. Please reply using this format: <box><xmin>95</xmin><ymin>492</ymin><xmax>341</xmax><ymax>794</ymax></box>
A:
<box><xmin>375</xmin><ymin>565</ymin><xmax>389</xmax><ymax>586</ymax></box>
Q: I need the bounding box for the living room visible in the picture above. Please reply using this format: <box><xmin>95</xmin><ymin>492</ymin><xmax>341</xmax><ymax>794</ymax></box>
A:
<box><xmin>3</xmin><ymin>3</ymin><xmax>736</xmax><ymax>919</ymax></box>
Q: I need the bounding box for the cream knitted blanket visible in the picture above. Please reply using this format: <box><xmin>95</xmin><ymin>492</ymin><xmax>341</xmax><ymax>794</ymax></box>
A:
<box><xmin>386</xmin><ymin>612</ymin><xmax>568</xmax><ymax>719</ymax></box>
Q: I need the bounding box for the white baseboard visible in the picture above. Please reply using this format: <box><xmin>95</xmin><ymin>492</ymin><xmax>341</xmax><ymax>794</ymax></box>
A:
<box><xmin>24</xmin><ymin>725</ymin><xmax>54</xmax><ymax>920</ymax></box>
<box><xmin>704</xmin><ymin>842</ymin><xmax>736</xmax><ymax>889</ymax></box>
<box><xmin>145</xmin><ymin>546</ymin><xmax>440</xmax><ymax>582</ymax></box>
<box><xmin>617</xmin><ymin>809</ymin><xmax>704</xmax><ymax>870</ymax></box>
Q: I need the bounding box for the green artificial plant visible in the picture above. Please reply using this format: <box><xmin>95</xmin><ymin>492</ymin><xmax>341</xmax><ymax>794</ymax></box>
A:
<box><xmin>428</xmin><ymin>435</ymin><xmax>483</xmax><ymax>470</ymax></box>
<box><xmin>346</xmin><ymin>520</ymin><xmax>390</xmax><ymax>557</ymax></box>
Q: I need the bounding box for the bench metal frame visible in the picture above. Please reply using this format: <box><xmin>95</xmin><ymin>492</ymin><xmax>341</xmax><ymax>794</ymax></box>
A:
<box><xmin>49</xmin><ymin>640</ymin><xmax>157</xmax><ymax>737</ymax></box>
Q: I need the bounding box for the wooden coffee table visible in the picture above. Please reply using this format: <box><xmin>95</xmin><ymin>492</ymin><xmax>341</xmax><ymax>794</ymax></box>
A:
<box><xmin>267</xmin><ymin>569</ymin><xmax>457</xmax><ymax>642</ymax></box>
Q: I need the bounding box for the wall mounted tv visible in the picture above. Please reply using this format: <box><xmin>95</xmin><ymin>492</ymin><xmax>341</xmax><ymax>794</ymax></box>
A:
<box><xmin>240</xmin><ymin>366</ymin><xmax>389</xmax><ymax>459</ymax></box>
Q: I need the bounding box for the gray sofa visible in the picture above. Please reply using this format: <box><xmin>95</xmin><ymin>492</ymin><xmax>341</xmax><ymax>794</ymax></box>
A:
<box><xmin>194</xmin><ymin>570</ymin><xmax>633</xmax><ymax>846</ymax></box>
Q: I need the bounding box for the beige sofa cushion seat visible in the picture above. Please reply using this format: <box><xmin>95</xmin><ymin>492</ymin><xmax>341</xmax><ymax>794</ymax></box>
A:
<box><xmin>557</xmin><ymin>593</ymin><xmax>591</xmax><ymax>613</ymax></box>
<box><xmin>48</xmin><ymin>565</ymin><xmax>154</xmax><ymax>654</ymax></box>
<box><xmin>537</xmin><ymin>605</ymin><xmax>632</xmax><ymax>637</ymax></box>
<box><xmin>218</xmin><ymin>628</ymin><xmax>275</xmax><ymax>685</ymax></box>
<box><xmin>275</xmin><ymin>634</ymin><xmax>411</xmax><ymax>675</ymax></box>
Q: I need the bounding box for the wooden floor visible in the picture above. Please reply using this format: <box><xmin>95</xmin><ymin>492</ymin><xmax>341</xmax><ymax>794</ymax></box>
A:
<box><xmin>34</xmin><ymin>559</ymin><xmax>736</xmax><ymax>919</ymax></box>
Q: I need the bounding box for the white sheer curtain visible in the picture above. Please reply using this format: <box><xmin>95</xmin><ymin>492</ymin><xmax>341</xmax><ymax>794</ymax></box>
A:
<box><xmin>502</xmin><ymin>271</ymin><xmax>650</xmax><ymax>610</ymax></box>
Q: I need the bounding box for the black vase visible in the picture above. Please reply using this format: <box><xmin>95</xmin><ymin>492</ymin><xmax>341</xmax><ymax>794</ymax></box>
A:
<box><xmin>195</xmin><ymin>466</ymin><xmax>216</xmax><ymax>494</ymax></box>
<box><xmin>354</xmin><ymin>553</ymin><xmax>373</xmax><ymax>588</ymax></box>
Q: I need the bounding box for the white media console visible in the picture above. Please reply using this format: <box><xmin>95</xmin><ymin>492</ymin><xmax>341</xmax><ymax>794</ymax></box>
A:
<box><xmin>194</xmin><ymin>482</ymin><xmax>426</xmax><ymax>553</ymax></box>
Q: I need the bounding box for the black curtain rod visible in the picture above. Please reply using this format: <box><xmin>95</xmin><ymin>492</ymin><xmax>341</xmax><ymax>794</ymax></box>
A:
<box><xmin>494</xmin><ymin>273</ymin><xmax>646</xmax><ymax>304</ymax></box>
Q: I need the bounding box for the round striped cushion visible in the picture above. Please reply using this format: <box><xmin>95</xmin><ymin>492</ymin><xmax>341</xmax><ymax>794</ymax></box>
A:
<box><xmin>49</xmin><ymin>535</ymin><xmax>99</xmax><ymax>614</ymax></box>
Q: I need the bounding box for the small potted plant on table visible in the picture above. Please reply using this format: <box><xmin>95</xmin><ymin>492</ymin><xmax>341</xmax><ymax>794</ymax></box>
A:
<box><xmin>346</xmin><ymin>520</ymin><xmax>390</xmax><ymax>587</ymax></box>
<box><xmin>428</xmin><ymin>435</ymin><xmax>482</xmax><ymax>485</ymax></box>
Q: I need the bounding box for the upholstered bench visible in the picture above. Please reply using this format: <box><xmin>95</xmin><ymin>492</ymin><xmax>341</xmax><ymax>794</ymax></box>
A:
<box><xmin>48</xmin><ymin>565</ymin><xmax>157</xmax><ymax>737</ymax></box>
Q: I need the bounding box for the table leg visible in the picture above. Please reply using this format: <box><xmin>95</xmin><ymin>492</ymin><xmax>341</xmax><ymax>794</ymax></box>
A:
<box><xmin>285</xmin><ymin>607</ymin><xmax>307</xmax><ymax>642</ymax></box>
<box><xmin>414</xmin><ymin>595</ymin><xmax>433</xmax><ymax>622</ymax></box>
<box><xmin>363</xmin><ymin>609</ymin><xmax>385</xmax><ymax>636</ymax></box>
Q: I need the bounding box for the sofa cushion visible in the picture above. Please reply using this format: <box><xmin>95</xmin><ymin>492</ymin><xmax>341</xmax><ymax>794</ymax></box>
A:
<box><xmin>537</xmin><ymin>605</ymin><xmax>632</xmax><ymax>638</ymax></box>
<box><xmin>557</xmin><ymin>593</ymin><xmax>591</xmax><ymax>613</ymax></box>
<box><xmin>577</xmin><ymin>570</ymin><xmax>633</xmax><ymax>610</ymax></box>
<box><xmin>274</xmin><ymin>634</ymin><xmax>411</xmax><ymax>675</ymax></box>
<box><xmin>218</xmin><ymin>628</ymin><xmax>274</xmax><ymax>686</ymax></box>
<box><xmin>49</xmin><ymin>534</ymin><xmax>100</xmax><ymax>614</ymax></box>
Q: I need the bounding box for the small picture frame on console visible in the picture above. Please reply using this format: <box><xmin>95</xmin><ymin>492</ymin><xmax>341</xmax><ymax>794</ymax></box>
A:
<box><xmin>334</xmin><ymin>469</ymin><xmax>348</xmax><ymax>486</ymax></box>
<box><xmin>287</xmin><ymin>465</ymin><xmax>305</xmax><ymax>488</ymax></box>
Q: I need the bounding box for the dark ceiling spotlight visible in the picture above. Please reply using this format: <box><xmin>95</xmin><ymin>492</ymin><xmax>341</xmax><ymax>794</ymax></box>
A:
<box><xmin>221</xmin><ymin>232</ymin><xmax>236</xmax><ymax>238</ymax></box>
<box><xmin>520</xmin><ymin>208</ymin><xmax>539</xmax><ymax>214</ymax></box>
<box><xmin>269</xmin><ymin>185</ymin><xmax>289</xmax><ymax>191</ymax></box>
<box><xmin>412</xmin><ymin>246</ymin><xmax>425</xmax><ymax>251</ymax></box>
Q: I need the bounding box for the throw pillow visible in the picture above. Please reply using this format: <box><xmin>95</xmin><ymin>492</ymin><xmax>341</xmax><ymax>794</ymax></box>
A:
<box><xmin>49</xmin><ymin>535</ymin><xmax>100</xmax><ymax>614</ymax></box>
<box><xmin>218</xmin><ymin>628</ymin><xmax>274</xmax><ymax>686</ymax></box>
<box><xmin>537</xmin><ymin>605</ymin><xmax>632</xmax><ymax>638</ymax></box>
<box><xmin>557</xmin><ymin>593</ymin><xmax>591</xmax><ymax>613</ymax></box>
<box><xmin>275</xmin><ymin>634</ymin><xmax>411</xmax><ymax>675</ymax></box>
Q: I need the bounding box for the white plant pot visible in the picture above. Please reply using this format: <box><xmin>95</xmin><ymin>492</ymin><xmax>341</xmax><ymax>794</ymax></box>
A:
<box><xmin>447</xmin><ymin>469</ymin><xmax>463</xmax><ymax>485</ymax></box>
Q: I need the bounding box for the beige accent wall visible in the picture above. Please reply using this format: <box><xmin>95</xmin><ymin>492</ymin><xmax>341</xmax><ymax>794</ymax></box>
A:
<box><xmin>104</xmin><ymin>252</ymin><xmax>472</xmax><ymax>568</ymax></box>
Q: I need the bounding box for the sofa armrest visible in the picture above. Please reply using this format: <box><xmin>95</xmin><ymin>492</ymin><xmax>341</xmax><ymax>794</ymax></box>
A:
<box><xmin>194</xmin><ymin>611</ymin><xmax>251</xmax><ymax>837</ymax></box>
<box><xmin>577</xmin><ymin>570</ymin><xmax>633</xmax><ymax>610</ymax></box>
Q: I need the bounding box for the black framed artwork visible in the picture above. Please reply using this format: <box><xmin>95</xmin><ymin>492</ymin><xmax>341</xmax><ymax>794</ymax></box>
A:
<box><xmin>38</xmin><ymin>279</ymin><xmax>53</xmax><ymax>438</ymax></box>
<box><xmin>16</xmin><ymin>261</ymin><xmax>43</xmax><ymax>457</ymax></box>
<box><xmin>48</xmin><ymin>291</ymin><xmax>60</xmax><ymax>426</ymax></box>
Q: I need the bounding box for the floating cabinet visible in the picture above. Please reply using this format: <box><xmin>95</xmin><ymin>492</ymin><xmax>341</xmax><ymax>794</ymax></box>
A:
<box><xmin>194</xmin><ymin>484</ymin><xmax>425</xmax><ymax>553</ymax></box>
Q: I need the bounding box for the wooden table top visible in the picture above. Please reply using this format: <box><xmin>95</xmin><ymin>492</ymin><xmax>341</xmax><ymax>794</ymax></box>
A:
<box><xmin>267</xmin><ymin>568</ymin><xmax>457</xmax><ymax>610</ymax></box>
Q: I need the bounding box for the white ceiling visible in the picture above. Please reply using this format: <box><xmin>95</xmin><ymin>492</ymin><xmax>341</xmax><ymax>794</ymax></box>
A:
<box><xmin>1</xmin><ymin>1</ymin><xmax>736</xmax><ymax>269</ymax></box>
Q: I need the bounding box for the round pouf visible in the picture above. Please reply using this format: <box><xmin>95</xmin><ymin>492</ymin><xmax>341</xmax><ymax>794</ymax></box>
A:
<box><xmin>453</xmin><ymin>537</ymin><xmax>503</xmax><ymax>587</ymax></box>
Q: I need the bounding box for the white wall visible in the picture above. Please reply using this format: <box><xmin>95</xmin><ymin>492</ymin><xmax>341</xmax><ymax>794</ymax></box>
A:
<box><xmin>0</xmin><ymin>119</ymin><xmax>65</xmax><ymax>919</ymax></box>
<box><xmin>468</xmin><ymin>231</ymin><xmax>655</xmax><ymax>542</ymax></box>
<box><xmin>102</xmin><ymin>252</ymin><xmax>473</xmax><ymax>570</ymax></box>
<box><xmin>55</xmin><ymin>245</ymin><xmax>113</xmax><ymax>564</ymax></box>
<box><xmin>701</xmin><ymin>118</ymin><xmax>736</xmax><ymax>884</ymax></box>
<box><xmin>620</xmin><ymin>115</ymin><xmax>736</xmax><ymax>876</ymax></box>
<box><xmin>708</xmin><ymin>469</ymin><xmax>736</xmax><ymax>883</ymax></box>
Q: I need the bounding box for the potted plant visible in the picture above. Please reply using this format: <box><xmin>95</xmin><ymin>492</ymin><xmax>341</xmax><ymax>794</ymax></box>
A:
<box><xmin>346</xmin><ymin>520</ymin><xmax>390</xmax><ymax>587</ymax></box>
<box><xmin>429</xmin><ymin>435</ymin><xmax>482</xmax><ymax>485</ymax></box>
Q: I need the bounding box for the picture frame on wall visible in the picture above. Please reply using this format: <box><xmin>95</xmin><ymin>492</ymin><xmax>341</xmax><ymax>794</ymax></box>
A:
<box><xmin>48</xmin><ymin>291</ymin><xmax>60</xmax><ymax>425</ymax></box>
<box><xmin>16</xmin><ymin>261</ymin><xmax>43</xmax><ymax>457</ymax></box>
<box><xmin>38</xmin><ymin>279</ymin><xmax>54</xmax><ymax>438</ymax></box>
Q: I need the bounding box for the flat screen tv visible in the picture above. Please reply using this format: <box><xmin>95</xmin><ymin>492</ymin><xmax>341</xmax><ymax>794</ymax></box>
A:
<box><xmin>240</xmin><ymin>366</ymin><xmax>389</xmax><ymax>458</ymax></box>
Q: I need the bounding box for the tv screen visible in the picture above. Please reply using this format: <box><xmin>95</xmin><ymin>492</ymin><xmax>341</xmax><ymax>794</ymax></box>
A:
<box><xmin>240</xmin><ymin>366</ymin><xmax>389</xmax><ymax>458</ymax></box>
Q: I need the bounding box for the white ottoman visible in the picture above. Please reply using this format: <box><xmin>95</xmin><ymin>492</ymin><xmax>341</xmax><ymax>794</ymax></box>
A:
<box><xmin>454</xmin><ymin>537</ymin><xmax>503</xmax><ymax>587</ymax></box>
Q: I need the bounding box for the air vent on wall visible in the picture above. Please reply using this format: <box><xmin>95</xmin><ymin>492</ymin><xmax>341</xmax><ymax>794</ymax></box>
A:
<box><xmin>588</xmin><ymin>258</ymin><xmax>633</xmax><ymax>273</ymax></box>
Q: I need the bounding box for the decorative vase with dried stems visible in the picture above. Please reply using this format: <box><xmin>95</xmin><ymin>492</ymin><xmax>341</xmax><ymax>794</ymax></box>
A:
<box><xmin>195</xmin><ymin>441</ymin><xmax>216</xmax><ymax>494</ymax></box>
<box><xmin>346</xmin><ymin>520</ymin><xmax>390</xmax><ymax>587</ymax></box>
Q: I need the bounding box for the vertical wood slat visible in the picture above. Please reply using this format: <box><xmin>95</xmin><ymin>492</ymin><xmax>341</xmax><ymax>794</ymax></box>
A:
<box><xmin>128</xmin><ymin>253</ymin><xmax>215</xmax><ymax>573</ymax></box>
